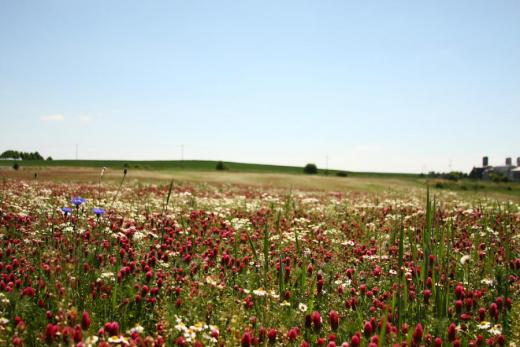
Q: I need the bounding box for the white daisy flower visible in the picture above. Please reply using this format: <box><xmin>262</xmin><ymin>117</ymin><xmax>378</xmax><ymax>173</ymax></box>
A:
<box><xmin>460</xmin><ymin>255</ymin><xmax>471</xmax><ymax>265</ymax></box>
<box><xmin>489</xmin><ymin>324</ymin><xmax>502</xmax><ymax>336</ymax></box>
<box><xmin>253</xmin><ymin>288</ymin><xmax>267</xmax><ymax>297</ymax></box>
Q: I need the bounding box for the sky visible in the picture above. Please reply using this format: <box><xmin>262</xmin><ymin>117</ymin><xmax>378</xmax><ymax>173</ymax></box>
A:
<box><xmin>1</xmin><ymin>0</ymin><xmax>519</xmax><ymax>173</ymax></box>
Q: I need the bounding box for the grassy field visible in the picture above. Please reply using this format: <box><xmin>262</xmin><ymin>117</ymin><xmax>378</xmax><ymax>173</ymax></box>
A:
<box><xmin>1</xmin><ymin>160</ymin><xmax>519</xmax><ymax>345</ymax></box>
<box><xmin>0</xmin><ymin>159</ymin><xmax>419</xmax><ymax>178</ymax></box>
<box><xmin>1</xmin><ymin>170</ymin><xmax>518</xmax><ymax>346</ymax></box>
<box><xmin>1</xmin><ymin>159</ymin><xmax>520</xmax><ymax>201</ymax></box>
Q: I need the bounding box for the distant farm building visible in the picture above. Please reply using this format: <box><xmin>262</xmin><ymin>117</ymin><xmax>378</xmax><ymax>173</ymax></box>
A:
<box><xmin>470</xmin><ymin>156</ymin><xmax>520</xmax><ymax>182</ymax></box>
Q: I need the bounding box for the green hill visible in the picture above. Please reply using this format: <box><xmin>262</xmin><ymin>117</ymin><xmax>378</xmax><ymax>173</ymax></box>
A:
<box><xmin>0</xmin><ymin>159</ymin><xmax>419</xmax><ymax>179</ymax></box>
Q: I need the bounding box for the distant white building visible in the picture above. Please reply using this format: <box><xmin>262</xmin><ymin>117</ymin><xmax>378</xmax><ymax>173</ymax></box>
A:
<box><xmin>512</xmin><ymin>167</ymin><xmax>520</xmax><ymax>182</ymax></box>
<box><xmin>472</xmin><ymin>156</ymin><xmax>520</xmax><ymax>182</ymax></box>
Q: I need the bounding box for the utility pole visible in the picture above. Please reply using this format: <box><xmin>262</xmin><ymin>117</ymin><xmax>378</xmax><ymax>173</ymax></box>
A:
<box><xmin>75</xmin><ymin>144</ymin><xmax>78</xmax><ymax>160</ymax></box>
<box><xmin>326</xmin><ymin>155</ymin><xmax>329</xmax><ymax>175</ymax></box>
<box><xmin>179</xmin><ymin>144</ymin><xmax>185</xmax><ymax>168</ymax></box>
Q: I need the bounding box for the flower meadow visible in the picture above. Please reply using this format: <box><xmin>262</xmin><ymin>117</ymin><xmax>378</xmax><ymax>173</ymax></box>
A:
<box><xmin>0</xmin><ymin>177</ymin><xmax>519</xmax><ymax>346</ymax></box>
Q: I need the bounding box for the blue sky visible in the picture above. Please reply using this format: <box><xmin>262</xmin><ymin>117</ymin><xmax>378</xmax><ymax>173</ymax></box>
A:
<box><xmin>1</xmin><ymin>0</ymin><xmax>519</xmax><ymax>173</ymax></box>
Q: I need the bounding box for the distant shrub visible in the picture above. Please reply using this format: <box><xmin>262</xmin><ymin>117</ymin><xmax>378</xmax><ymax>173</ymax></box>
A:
<box><xmin>489</xmin><ymin>172</ymin><xmax>509</xmax><ymax>183</ymax></box>
<box><xmin>46</xmin><ymin>156</ymin><xmax>53</xmax><ymax>161</ymax></box>
<box><xmin>336</xmin><ymin>171</ymin><xmax>348</xmax><ymax>177</ymax></box>
<box><xmin>444</xmin><ymin>172</ymin><xmax>460</xmax><ymax>181</ymax></box>
<box><xmin>435</xmin><ymin>182</ymin><xmax>444</xmax><ymax>189</ymax></box>
<box><xmin>471</xmin><ymin>184</ymin><xmax>484</xmax><ymax>191</ymax></box>
<box><xmin>13</xmin><ymin>163</ymin><xmax>19</xmax><ymax>170</ymax></box>
<box><xmin>216</xmin><ymin>161</ymin><xmax>227</xmax><ymax>171</ymax></box>
<box><xmin>303</xmin><ymin>163</ymin><xmax>318</xmax><ymax>175</ymax></box>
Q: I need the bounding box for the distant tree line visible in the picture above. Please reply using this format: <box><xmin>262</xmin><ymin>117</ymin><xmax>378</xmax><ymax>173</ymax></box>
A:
<box><xmin>0</xmin><ymin>150</ymin><xmax>52</xmax><ymax>161</ymax></box>
<box><xmin>421</xmin><ymin>171</ymin><xmax>468</xmax><ymax>181</ymax></box>
<box><xmin>423</xmin><ymin>170</ymin><xmax>511</xmax><ymax>183</ymax></box>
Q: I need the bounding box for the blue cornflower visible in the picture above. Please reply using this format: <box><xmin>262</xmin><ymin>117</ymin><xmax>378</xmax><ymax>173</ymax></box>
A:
<box><xmin>92</xmin><ymin>207</ymin><xmax>105</xmax><ymax>216</ymax></box>
<box><xmin>71</xmin><ymin>197</ymin><xmax>86</xmax><ymax>207</ymax></box>
<box><xmin>61</xmin><ymin>207</ymin><xmax>73</xmax><ymax>215</ymax></box>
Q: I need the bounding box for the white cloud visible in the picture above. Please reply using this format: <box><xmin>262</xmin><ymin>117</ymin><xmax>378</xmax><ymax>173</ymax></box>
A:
<box><xmin>41</xmin><ymin>114</ymin><xmax>65</xmax><ymax>122</ymax></box>
<box><xmin>79</xmin><ymin>116</ymin><xmax>93</xmax><ymax>123</ymax></box>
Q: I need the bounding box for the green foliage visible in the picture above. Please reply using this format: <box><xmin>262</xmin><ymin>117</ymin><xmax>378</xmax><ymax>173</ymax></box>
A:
<box><xmin>336</xmin><ymin>171</ymin><xmax>348</xmax><ymax>177</ymax></box>
<box><xmin>427</xmin><ymin>171</ymin><xmax>468</xmax><ymax>181</ymax></box>
<box><xmin>303</xmin><ymin>163</ymin><xmax>318</xmax><ymax>174</ymax></box>
<box><xmin>0</xmin><ymin>150</ymin><xmax>44</xmax><ymax>160</ymax></box>
<box><xmin>490</xmin><ymin>171</ymin><xmax>509</xmax><ymax>183</ymax></box>
<box><xmin>215</xmin><ymin>161</ymin><xmax>227</xmax><ymax>171</ymax></box>
<box><xmin>163</xmin><ymin>180</ymin><xmax>174</xmax><ymax>212</ymax></box>
<box><xmin>12</xmin><ymin>162</ymin><xmax>19</xmax><ymax>170</ymax></box>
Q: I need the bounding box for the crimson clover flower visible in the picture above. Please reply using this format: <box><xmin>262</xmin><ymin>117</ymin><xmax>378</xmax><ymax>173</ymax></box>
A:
<box><xmin>81</xmin><ymin>311</ymin><xmax>91</xmax><ymax>330</ymax></box>
<box><xmin>329</xmin><ymin>310</ymin><xmax>340</xmax><ymax>331</ymax></box>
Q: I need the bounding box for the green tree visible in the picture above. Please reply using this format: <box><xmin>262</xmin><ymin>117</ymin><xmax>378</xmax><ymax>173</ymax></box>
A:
<box><xmin>303</xmin><ymin>163</ymin><xmax>318</xmax><ymax>174</ymax></box>
<box><xmin>216</xmin><ymin>161</ymin><xmax>227</xmax><ymax>171</ymax></box>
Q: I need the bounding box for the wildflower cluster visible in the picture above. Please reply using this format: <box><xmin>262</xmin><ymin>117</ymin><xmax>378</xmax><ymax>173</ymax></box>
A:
<box><xmin>0</xmin><ymin>179</ymin><xmax>518</xmax><ymax>346</ymax></box>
